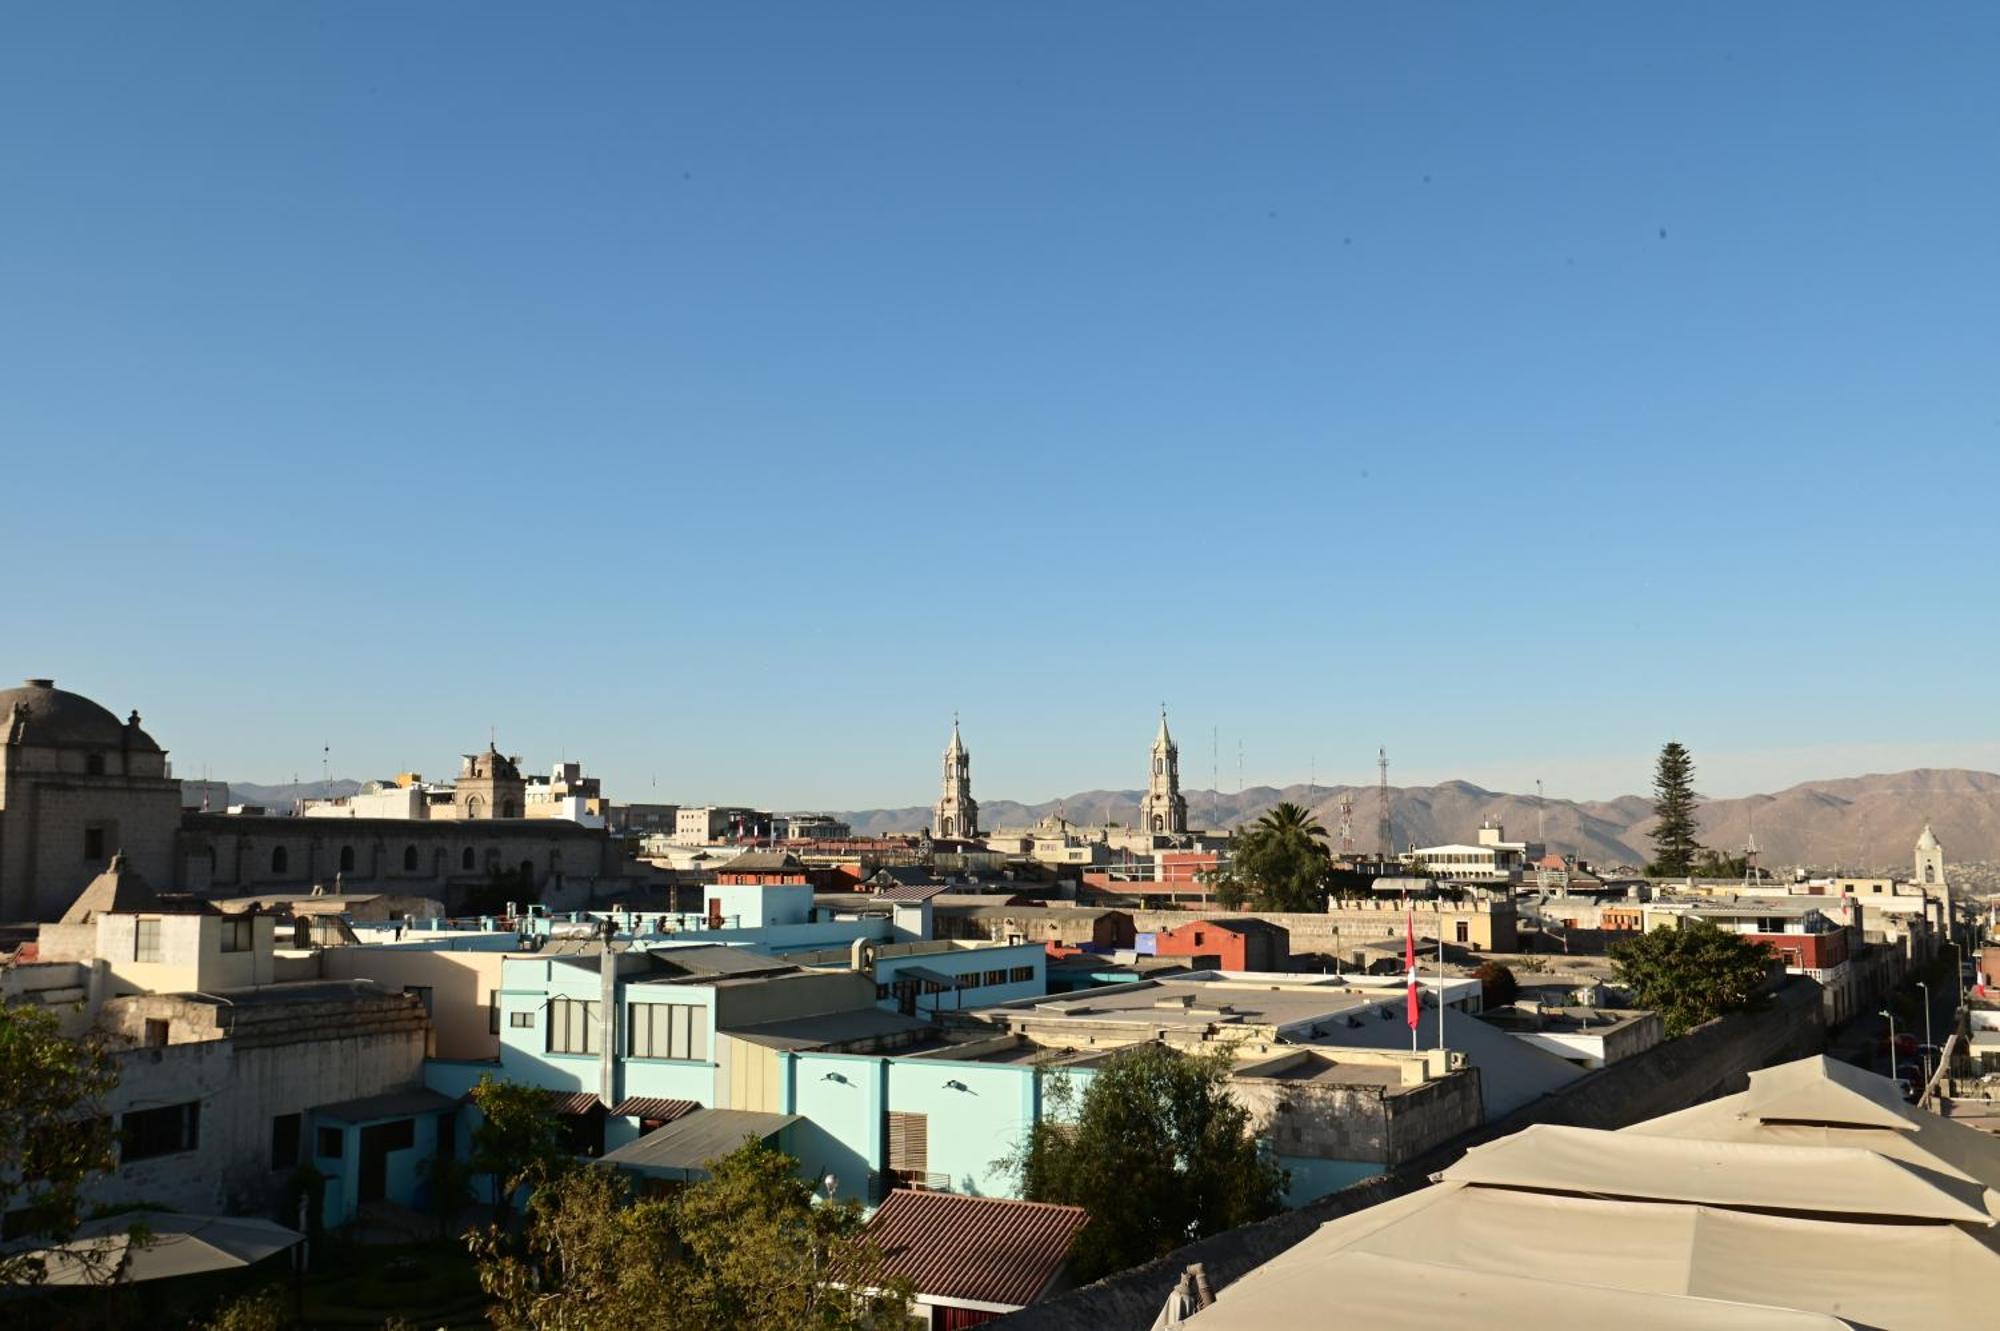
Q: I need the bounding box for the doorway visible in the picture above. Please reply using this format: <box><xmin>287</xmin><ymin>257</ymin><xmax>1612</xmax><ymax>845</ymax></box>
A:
<box><xmin>357</xmin><ymin>1119</ymin><xmax>416</xmax><ymax>1204</ymax></box>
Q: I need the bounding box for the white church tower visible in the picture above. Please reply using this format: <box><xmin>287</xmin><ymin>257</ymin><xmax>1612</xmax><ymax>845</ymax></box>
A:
<box><xmin>1139</xmin><ymin>706</ymin><xmax>1188</xmax><ymax>835</ymax></box>
<box><xmin>1915</xmin><ymin>822</ymin><xmax>1947</xmax><ymax>888</ymax></box>
<box><xmin>933</xmin><ymin>716</ymin><xmax>979</xmax><ymax>840</ymax></box>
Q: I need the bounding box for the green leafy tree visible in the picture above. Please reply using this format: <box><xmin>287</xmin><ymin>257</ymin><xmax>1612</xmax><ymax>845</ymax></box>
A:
<box><xmin>468</xmin><ymin>1076</ymin><xmax>567</xmax><ymax>1229</ymax></box>
<box><xmin>472</xmin><ymin>1142</ymin><xmax>911</xmax><ymax>1331</ymax></box>
<box><xmin>667</xmin><ymin>1139</ymin><xmax>911</xmax><ymax>1330</ymax></box>
<box><xmin>1610</xmin><ymin>920</ymin><xmax>1777</xmax><ymax>1036</ymax></box>
<box><xmin>1009</xmin><ymin>1044</ymin><xmax>1285</xmax><ymax>1281</ymax></box>
<box><xmin>1473</xmin><ymin>961</ymin><xmax>1519</xmax><ymax>1008</ymax></box>
<box><xmin>1206</xmin><ymin>802</ymin><xmax>1332</xmax><ymax>912</ymax></box>
<box><xmin>1647</xmin><ymin>741</ymin><xmax>1704</xmax><ymax>876</ymax></box>
<box><xmin>0</xmin><ymin>1001</ymin><xmax>119</xmax><ymax>1288</ymax></box>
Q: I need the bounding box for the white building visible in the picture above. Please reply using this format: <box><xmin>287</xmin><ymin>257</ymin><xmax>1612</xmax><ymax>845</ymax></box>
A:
<box><xmin>1406</xmin><ymin>822</ymin><xmax>1539</xmax><ymax>884</ymax></box>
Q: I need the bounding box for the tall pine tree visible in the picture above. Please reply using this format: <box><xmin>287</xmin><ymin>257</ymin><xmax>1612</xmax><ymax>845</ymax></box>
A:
<box><xmin>1648</xmin><ymin>741</ymin><xmax>1703</xmax><ymax>876</ymax></box>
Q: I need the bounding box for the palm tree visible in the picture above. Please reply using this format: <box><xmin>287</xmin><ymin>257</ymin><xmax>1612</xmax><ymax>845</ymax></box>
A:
<box><xmin>1253</xmin><ymin>802</ymin><xmax>1328</xmax><ymax>845</ymax></box>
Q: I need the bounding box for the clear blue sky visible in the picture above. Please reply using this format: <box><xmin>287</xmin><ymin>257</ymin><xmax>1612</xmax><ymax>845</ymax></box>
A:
<box><xmin>5</xmin><ymin>4</ymin><xmax>1997</xmax><ymax>810</ymax></box>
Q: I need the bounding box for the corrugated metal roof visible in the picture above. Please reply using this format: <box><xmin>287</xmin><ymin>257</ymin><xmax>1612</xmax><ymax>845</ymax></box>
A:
<box><xmin>608</xmin><ymin>1096</ymin><xmax>699</xmax><ymax>1123</ymax></box>
<box><xmin>867</xmin><ymin>1189</ymin><xmax>1088</xmax><ymax>1310</ymax></box>
<box><xmin>872</xmin><ymin>883</ymin><xmax>951</xmax><ymax>902</ymax></box>
<box><xmin>548</xmin><ymin>1090</ymin><xmax>603</xmax><ymax>1116</ymax></box>
<box><xmin>598</xmin><ymin>1108</ymin><xmax>799</xmax><ymax>1178</ymax></box>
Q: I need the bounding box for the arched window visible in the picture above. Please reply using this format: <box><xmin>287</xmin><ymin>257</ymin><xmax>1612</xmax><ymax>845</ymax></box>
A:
<box><xmin>403</xmin><ymin>845</ymin><xmax>419</xmax><ymax>872</ymax></box>
<box><xmin>518</xmin><ymin>858</ymin><xmax>534</xmax><ymax>884</ymax></box>
<box><xmin>500</xmin><ymin>801</ymin><xmax>517</xmax><ymax>819</ymax></box>
<box><xmin>86</xmin><ymin>753</ymin><xmax>106</xmax><ymax>776</ymax></box>
<box><xmin>271</xmin><ymin>845</ymin><xmax>289</xmax><ymax>875</ymax></box>
<box><xmin>465</xmin><ymin>795</ymin><xmax>485</xmax><ymax>819</ymax></box>
<box><xmin>339</xmin><ymin>845</ymin><xmax>355</xmax><ymax>873</ymax></box>
<box><xmin>461</xmin><ymin>847</ymin><xmax>476</xmax><ymax>871</ymax></box>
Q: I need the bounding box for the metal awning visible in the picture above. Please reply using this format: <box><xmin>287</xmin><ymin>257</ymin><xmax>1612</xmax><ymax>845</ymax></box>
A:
<box><xmin>598</xmin><ymin>1108</ymin><xmax>799</xmax><ymax>1180</ymax></box>
<box><xmin>24</xmin><ymin>1211</ymin><xmax>303</xmax><ymax>1285</ymax></box>
<box><xmin>609</xmin><ymin>1096</ymin><xmax>700</xmax><ymax>1122</ymax></box>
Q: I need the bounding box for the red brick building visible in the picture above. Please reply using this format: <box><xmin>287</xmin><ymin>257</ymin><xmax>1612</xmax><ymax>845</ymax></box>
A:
<box><xmin>1150</xmin><ymin>918</ymin><xmax>1290</xmax><ymax>971</ymax></box>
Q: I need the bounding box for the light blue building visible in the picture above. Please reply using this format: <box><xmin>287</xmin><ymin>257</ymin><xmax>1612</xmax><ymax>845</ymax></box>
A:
<box><xmin>778</xmin><ymin>973</ymin><xmax>1521</xmax><ymax>1209</ymax></box>
<box><xmin>307</xmin><ymin>1088</ymin><xmax>458</xmax><ymax>1229</ymax></box>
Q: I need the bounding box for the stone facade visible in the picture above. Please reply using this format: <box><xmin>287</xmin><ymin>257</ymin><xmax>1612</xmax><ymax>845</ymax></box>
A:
<box><xmin>0</xmin><ymin>679</ymin><xmax>184</xmax><ymax>922</ymax></box>
<box><xmin>175</xmin><ymin>812</ymin><xmax>623</xmax><ymax>904</ymax></box>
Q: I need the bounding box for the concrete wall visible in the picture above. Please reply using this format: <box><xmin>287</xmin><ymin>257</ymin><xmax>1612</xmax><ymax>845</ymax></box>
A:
<box><xmin>991</xmin><ymin>977</ymin><xmax>1826</xmax><ymax>1330</ymax></box>
<box><xmin>318</xmin><ymin>946</ymin><xmax>508</xmax><ymax>1060</ymax></box>
<box><xmin>95</xmin><ymin>912</ymin><xmax>277</xmax><ymax>996</ymax></box>
<box><xmin>941</xmin><ymin>903</ymin><xmax>1514</xmax><ymax>958</ymax></box>
<box><xmin>88</xmin><ymin>994</ymin><xmax>430</xmax><ymax>1220</ymax></box>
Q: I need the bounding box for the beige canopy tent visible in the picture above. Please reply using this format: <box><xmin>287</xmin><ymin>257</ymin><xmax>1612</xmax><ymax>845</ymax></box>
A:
<box><xmin>1185</xmin><ymin>1055</ymin><xmax>2000</xmax><ymax>1330</ymax></box>
<box><xmin>25</xmin><ymin>1211</ymin><xmax>303</xmax><ymax>1286</ymax></box>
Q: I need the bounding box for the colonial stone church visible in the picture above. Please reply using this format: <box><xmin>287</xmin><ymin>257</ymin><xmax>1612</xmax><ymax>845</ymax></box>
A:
<box><xmin>0</xmin><ymin>678</ymin><xmax>627</xmax><ymax>923</ymax></box>
<box><xmin>0</xmin><ymin>679</ymin><xmax>183</xmax><ymax>922</ymax></box>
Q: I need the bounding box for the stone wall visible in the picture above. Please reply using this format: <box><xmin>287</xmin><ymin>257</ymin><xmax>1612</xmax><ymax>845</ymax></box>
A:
<box><xmin>993</xmin><ymin>976</ymin><xmax>1826</xmax><ymax>1330</ymax></box>
<box><xmin>1231</xmin><ymin>1066</ymin><xmax>1482</xmax><ymax>1169</ymax></box>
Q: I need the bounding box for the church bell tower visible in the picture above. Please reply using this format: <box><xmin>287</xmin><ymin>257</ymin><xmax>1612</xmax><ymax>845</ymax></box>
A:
<box><xmin>1140</xmin><ymin>706</ymin><xmax>1188</xmax><ymax>835</ymax></box>
<box><xmin>933</xmin><ymin>717</ymin><xmax>979</xmax><ymax>840</ymax></box>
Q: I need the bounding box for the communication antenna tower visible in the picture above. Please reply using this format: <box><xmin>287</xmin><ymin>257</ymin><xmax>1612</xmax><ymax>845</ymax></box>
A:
<box><xmin>1536</xmin><ymin>778</ymin><xmax>1546</xmax><ymax>844</ymax></box>
<box><xmin>1377</xmin><ymin>747</ymin><xmax>1393</xmax><ymax>858</ymax></box>
<box><xmin>1211</xmin><ymin>726</ymin><xmax>1219</xmax><ymax>828</ymax></box>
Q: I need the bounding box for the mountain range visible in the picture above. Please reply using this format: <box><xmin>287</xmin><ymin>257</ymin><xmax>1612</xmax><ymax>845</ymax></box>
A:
<box><xmin>832</xmin><ymin>768</ymin><xmax>2000</xmax><ymax>873</ymax></box>
<box><xmin>220</xmin><ymin>768</ymin><xmax>2000</xmax><ymax>873</ymax></box>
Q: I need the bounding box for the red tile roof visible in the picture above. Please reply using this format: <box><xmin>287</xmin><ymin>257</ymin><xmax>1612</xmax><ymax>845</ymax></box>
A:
<box><xmin>609</xmin><ymin>1096</ymin><xmax>699</xmax><ymax>1123</ymax></box>
<box><xmin>867</xmin><ymin>1190</ymin><xmax>1088</xmax><ymax>1309</ymax></box>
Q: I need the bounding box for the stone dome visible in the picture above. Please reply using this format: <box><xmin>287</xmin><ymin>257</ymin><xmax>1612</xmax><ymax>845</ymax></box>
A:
<box><xmin>0</xmin><ymin>678</ymin><xmax>161</xmax><ymax>752</ymax></box>
<box><xmin>462</xmin><ymin>744</ymin><xmax>522</xmax><ymax>780</ymax></box>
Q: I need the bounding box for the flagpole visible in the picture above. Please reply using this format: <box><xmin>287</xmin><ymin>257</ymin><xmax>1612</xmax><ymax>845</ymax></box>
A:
<box><xmin>1437</xmin><ymin>926</ymin><xmax>1446</xmax><ymax>1051</ymax></box>
<box><xmin>1405</xmin><ymin>908</ymin><xmax>1418</xmax><ymax>1054</ymax></box>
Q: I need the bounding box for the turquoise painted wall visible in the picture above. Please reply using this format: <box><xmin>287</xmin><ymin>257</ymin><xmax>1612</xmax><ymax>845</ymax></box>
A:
<box><xmin>783</xmin><ymin>1051</ymin><xmax>1101</xmax><ymax>1202</ymax></box>
<box><xmin>884</xmin><ymin>1057</ymin><xmax>1040</xmax><ymax>1197</ymax></box>
<box><xmin>1277</xmin><ymin>1155</ymin><xmax>1381</xmax><ymax>1207</ymax></box>
<box><xmin>309</xmin><ymin>1109</ymin><xmax>446</xmax><ymax>1228</ymax></box>
<box><xmin>781</xmin><ymin>1051</ymin><xmax>883</xmax><ymax>1204</ymax></box>
<box><xmin>491</xmin><ymin>957</ymin><xmax>719</xmax><ymax>1109</ymax></box>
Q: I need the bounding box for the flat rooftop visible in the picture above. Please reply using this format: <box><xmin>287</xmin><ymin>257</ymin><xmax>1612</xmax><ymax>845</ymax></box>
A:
<box><xmin>974</xmin><ymin>975</ymin><xmax>1398</xmax><ymax>1034</ymax></box>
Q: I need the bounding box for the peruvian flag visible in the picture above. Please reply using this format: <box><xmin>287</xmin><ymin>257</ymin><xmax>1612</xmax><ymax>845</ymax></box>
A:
<box><xmin>1405</xmin><ymin>909</ymin><xmax>1420</xmax><ymax>1030</ymax></box>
